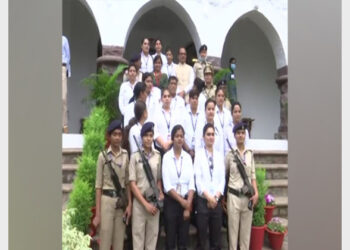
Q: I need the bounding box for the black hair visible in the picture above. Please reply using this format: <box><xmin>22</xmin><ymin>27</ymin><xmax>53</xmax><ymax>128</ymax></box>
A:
<box><xmin>193</xmin><ymin>77</ymin><xmax>205</xmax><ymax>93</ymax></box>
<box><xmin>202</xmin><ymin>123</ymin><xmax>215</xmax><ymax>137</ymax></box>
<box><xmin>189</xmin><ymin>88</ymin><xmax>199</xmax><ymax>99</ymax></box>
<box><xmin>128</xmin><ymin>63</ymin><xmax>137</xmax><ymax>71</ymax></box>
<box><xmin>153</xmin><ymin>55</ymin><xmax>163</xmax><ymax>65</ymax></box>
<box><xmin>231</xmin><ymin>101</ymin><xmax>242</xmax><ymax>113</ymax></box>
<box><xmin>165</xmin><ymin>47</ymin><xmax>172</xmax><ymax>53</ymax></box>
<box><xmin>129</xmin><ymin>81</ymin><xmax>146</xmax><ymax>103</ymax></box>
<box><xmin>205</xmin><ymin>98</ymin><xmax>216</xmax><ymax>110</ymax></box>
<box><xmin>141</xmin><ymin>38</ymin><xmax>149</xmax><ymax>45</ymax></box>
<box><xmin>168</xmin><ymin>76</ymin><xmax>178</xmax><ymax>84</ymax></box>
<box><xmin>142</xmin><ymin>72</ymin><xmax>153</xmax><ymax>82</ymax></box>
<box><xmin>161</xmin><ymin>88</ymin><xmax>171</xmax><ymax>97</ymax></box>
<box><xmin>171</xmin><ymin>124</ymin><xmax>185</xmax><ymax>141</ymax></box>
<box><xmin>134</xmin><ymin>100</ymin><xmax>147</xmax><ymax>122</ymax></box>
<box><xmin>178</xmin><ymin>47</ymin><xmax>186</xmax><ymax>54</ymax></box>
<box><xmin>215</xmin><ymin>86</ymin><xmax>225</xmax><ymax>96</ymax></box>
<box><xmin>229</xmin><ymin>57</ymin><xmax>236</xmax><ymax>65</ymax></box>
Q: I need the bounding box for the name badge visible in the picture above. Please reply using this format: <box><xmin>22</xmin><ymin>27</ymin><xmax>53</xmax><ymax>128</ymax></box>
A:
<box><xmin>167</xmin><ymin>134</ymin><xmax>171</xmax><ymax>141</ymax></box>
<box><xmin>231</xmin><ymin>74</ymin><xmax>235</xmax><ymax>79</ymax></box>
<box><xmin>176</xmin><ymin>183</ymin><xmax>181</xmax><ymax>194</ymax></box>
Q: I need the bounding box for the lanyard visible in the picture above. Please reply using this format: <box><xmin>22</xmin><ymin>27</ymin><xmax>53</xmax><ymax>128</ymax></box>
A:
<box><xmin>217</xmin><ymin>110</ymin><xmax>224</xmax><ymax>129</ymax></box>
<box><xmin>204</xmin><ymin>148</ymin><xmax>214</xmax><ymax>181</ymax></box>
<box><xmin>162</xmin><ymin>109</ymin><xmax>171</xmax><ymax>133</ymax></box>
<box><xmin>173</xmin><ymin>156</ymin><xmax>183</xmax><ymax>179</ymax></box>
<box><xmin>142</xmin><ymin>53</ymin><xmax>150</xmax><ymax>69</ymax></box>
<box><xmin>190</xmin><ymin>111</ymin><xmax>198</xmax><ymax>132</ymax></box>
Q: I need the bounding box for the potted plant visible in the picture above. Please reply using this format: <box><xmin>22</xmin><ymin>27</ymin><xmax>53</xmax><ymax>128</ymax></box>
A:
<box><xmin>266</xmin><ymin>217</ymin><xmax>287</xmax><ymax>250</ymax></box>
<box><xmin>264</xmin><ymin>193</ymin><xmax>276</xmax><ymax>223</ymax></box>
<box><xmin>250</xmin><ymin>168</ymin><xmax>268</xmax><ymax>250</ymax></box>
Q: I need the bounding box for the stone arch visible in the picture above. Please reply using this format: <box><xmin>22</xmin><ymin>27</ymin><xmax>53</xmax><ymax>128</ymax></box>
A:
<box><xmin>63</xmin><ymin>0</ymin><xmax>102</xmax><ymax>133</ymax></box>
<box><xmin>220</xmin><ymin>10</ymin><xmax>286</xmax><ymax>139</ymax></box>
<box><xmin>221</xmin><ymin>10</ymin><xmax>286</xmax><ymax>69</ymax></box>
<box><xmin>123</xmin><ymin>0</ymin><xmax>201</xmax><ymax>65</ymax></box>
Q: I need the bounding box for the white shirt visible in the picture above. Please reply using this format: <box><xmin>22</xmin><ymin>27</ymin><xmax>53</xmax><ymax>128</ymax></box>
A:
<box><xmin>140</xmin><ymin>51</ymin><xmax>154</xmax><ymax>73</ymax></box>
<box><xmin>170</xmin><ymin>95</ymin><xmax>186</xmax><ymax>115</ymax></box>
<box><xmin>62</xmin><ymin>36</ymin><xmax>71</xmax><ymax>77</ymax></box>
<box><xmin>154</xmin><ymin>107</ymin><xmax>182</xmax><ymax>148</ymax></box>
<box><xmin>197</xmin><ymin>93</ymin><xmax>208</xmax><ymax>115</ymax></box>
<box><xmin>162</xmin><ymin>148</ymin><xmax>195</xmax><ymax>197</ymax></box>
<box><xmin>165</xmin><ymin>62</ymin><xmax>177</xmax><ymax>78</ymax></box>
<box><xmin>118</xmin><ymin>81</ymin><xmax>136</xmax><ymax>116</ymax></box>
<box><xmin>194</xmin><ymin>116</ymin><xmax>225</xmax><ymax>159</ymax></box>
<box><xmin>183</xmin><ymin>105</ymin><xmax>201</xmax><ymax>150</ymax></box>
<box><xmin>146</xmin><ymin>87</ymin><xmax>161</xmax><ymax>122</ymax></box>
<box><xmin>123</xmin><ymin>101</ymin><xmax>136</xmax><ymax>127</ymax></box>
<box><xmin>129</xmin><ymin>122</ymin><xmax>143</xmax><ymax>154</ymax></box>
<box><xmin>215</xmin><ymin>106</ymin><xmax>233</xmax><ymax>156</ymax></box>
<box><xmin>194</xmin><ymin>147</ymin><xmax>225</xmax><ymax>197</ymax></box>
<box><xmin>152</xmin><ymin>52</ymin><xmax>168</xmax><ymax>74</ymax></box>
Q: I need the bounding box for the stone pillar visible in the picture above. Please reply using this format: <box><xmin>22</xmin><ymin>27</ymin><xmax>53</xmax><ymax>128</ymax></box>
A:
<box><xmin>275</xmin><ymin>74</ymin><xmax>288</xmax><ymax>139</ymax></box>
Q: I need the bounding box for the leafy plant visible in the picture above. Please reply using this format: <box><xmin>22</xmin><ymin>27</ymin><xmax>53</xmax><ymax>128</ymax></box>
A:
<box><xmin>252</xmin><ymin>167</ymin><xmax>268</xmax><ymax>226</ymax></box>
<box><xmin>82</xmin><ymin>64</ymin><xmax>127</xmax><ymax>120</ymax></box>
<box><xmin>267</xmin><ymin>217</ymin><xmax>286</xmax><ymax>233</ymax></box>
<box><xmin>213</xmin><ymin>68</ymin><xmax>230</xmax><ymax>85</ymax></box>
<box><xmin>67</xmin><ymin>179</ymin><xmax>94</xmax><ymax>233</ymax></box>
<box><xmin>62</xmin><ymin>208</ymin><xmax>92</xmax><ymax>250</ymax></box>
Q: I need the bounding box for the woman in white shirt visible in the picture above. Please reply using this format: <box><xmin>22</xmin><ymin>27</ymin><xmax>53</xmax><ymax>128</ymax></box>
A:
<box><xmin>215</xmin><ymin>87</ymin><xmax>233</xmax><ymax>156</ymax></box>
<box><xmin>118</xmin><ymin>64</ymin><xmax>137</xmax><ymax>117</ymax></box>
<box><xmin>162</xmin><ymin>124</ymin><xmax>195</xmax><ymax>250</ymax></box>
<box><xmin>194</xmin><ymin>123</ymin><xmax>225</xmax><ymax>250</ymax></box>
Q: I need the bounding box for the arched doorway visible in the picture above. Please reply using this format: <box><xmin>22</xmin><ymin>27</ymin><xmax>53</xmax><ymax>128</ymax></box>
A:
<box><xmin>63</xmin><ymin>0</ymin><xmax>102</xmax><ymax>133</ymax></box>
<box><xmin>123</xmin><ymin>0</ymin><xmax>200</xmax><ymax>66</ymax></box>
<box><xmin>221</xmin><ymin>10</ymin><xmax>287</xmax><ymax>139</ymax></box>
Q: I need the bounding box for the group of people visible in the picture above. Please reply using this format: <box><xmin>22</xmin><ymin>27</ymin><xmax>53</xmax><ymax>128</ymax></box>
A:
<box><xmin>93</xmin><ymin>38</ymin><xmax>257</xmax><ymax>250</ymax></box>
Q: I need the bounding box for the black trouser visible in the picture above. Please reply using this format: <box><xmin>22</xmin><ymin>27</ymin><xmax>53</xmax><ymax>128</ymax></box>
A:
<box><xmin>195</xmin><ymin>196</ymin><xmax>223</xmax><ymax>250</ymax></box>
<box><xmin>164</xmin><ymin>194</ymin><xmax>190</xmax><ymax>250</ymax></box>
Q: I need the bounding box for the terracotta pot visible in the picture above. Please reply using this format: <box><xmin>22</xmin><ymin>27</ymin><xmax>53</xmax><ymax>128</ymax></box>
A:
<box><xmin>264</xmin><ymin>205</ymin><xmax>275</xmax><ymax>224</ymax></box>
<box><xmin>266</xmin><ymin>227</ymin><xmax>287</xmax><ymax>250</ymax></box>
<box><xmin>250</xmin><ymin>225</ymin><xmax>266</xmax><ymax>250</ymax></box>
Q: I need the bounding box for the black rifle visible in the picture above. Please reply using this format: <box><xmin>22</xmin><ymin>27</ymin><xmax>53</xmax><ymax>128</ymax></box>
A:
<box><xmin>100</xmin><ymin>147</ymin><xmax>128</xmax><ymax>210</ymax></box>
<box><xmin>133</xmin><ymin>135</ymin><xmax>163</xmax><ymax>211</ymax></box>
<box><xmin>226</xmin><ymin>139</ymin><xmax>255</xmax><ymax>210</ymax></box>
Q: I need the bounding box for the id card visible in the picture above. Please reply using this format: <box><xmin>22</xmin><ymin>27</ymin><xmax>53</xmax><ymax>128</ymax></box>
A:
<box><xmin>231</xmin><ymin>74</ymin><xmax>235</xmax><ymax>79</ymax></box>
<box><xmin>176</xmin><ymin>183</ymin><xmax>181</xmax><ymax>194</ymax></box>
<box><xmin>191</xmin><ymin>137</ymin><xmax>195</xmax><ymax>148</ymax></box>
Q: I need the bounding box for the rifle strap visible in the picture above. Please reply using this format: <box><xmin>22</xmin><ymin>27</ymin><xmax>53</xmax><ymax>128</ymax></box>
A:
<box><xmin>104</xmin><ymin>151</ymin><xmax>123</xmax><ymax>194</ymax></box>
<box><xmin>233</xmin><ymin>151</ymin><xmax>251</xmax><ymax>187</ymax></box>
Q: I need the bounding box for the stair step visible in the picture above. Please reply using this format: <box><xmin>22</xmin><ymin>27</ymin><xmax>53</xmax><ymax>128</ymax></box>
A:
<box><xmin>62</xmin><ymin>164</ymin><xmax>78</xmax><ymax>184</ymax></box>
<box><xmin>256</xmin><ymin>164</ymin><xmax>288</xmax><ymax>180</ymax></box>
<box><xmin>62</xmin><ymin>148</ymin><xmax>82</xmax><ymax>164</ymax></box>
<box><xmin>254</xmin><ymin>150</ymin><xmax>288</xmax><ymax>165</ymax></box>
<box><xmin>62</xmin><ymin>183</ymin><xmax>73</xmax><ymax>193</ymax></box>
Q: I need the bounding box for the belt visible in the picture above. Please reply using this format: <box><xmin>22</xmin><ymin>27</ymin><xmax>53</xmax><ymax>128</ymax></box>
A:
<box><xmin>102</xmin><ymin>189</ymin><xmax>119</xmax><ymax>198</ymax></box>
<box><xmin>228</xmin><ymin>187</ymin><xmax>244</xmax><ymax>197</ymax></box>
<box><xmin>62</xmin><ymin>63</ymin><xmax>67</xmax><ymax>66</ymax></box>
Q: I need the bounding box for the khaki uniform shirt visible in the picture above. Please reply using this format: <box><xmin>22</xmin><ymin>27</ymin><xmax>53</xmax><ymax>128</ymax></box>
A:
<box><xmin>193</xmin><ymin>60</ymin><xmax>212</xmax><ymax>81</ymax></box>
<box><xmin>128</xmin><ymin>148</ymin><xmax>162</xmax><ymax>196</ymax></box>
<box><xmin>95</xmin><ymin>147</ymin><xmax>130</xmax><ymax>190</ymax></box>
<box><xmin>202</xmin><ymin>83</ymin><xmax>217</xmax><ymax>100</ymax></box>
<box><xmin>225</xmin><ymin>148</ymin><xmax>256</xmax><ymax>190</ymax></box>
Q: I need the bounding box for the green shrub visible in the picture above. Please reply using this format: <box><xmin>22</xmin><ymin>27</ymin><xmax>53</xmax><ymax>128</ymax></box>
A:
<box><xmin>213</xmin><ymin>68</ymin><xmax>230</xmax><ymax>85</ymax></box>
<box><xmin>82</xmin><ymin>131</ymin><xmax>106</xmax><ymax>161</ymax></box>
<box><xmin>67</xmin><ymin>179</ymin><xmax>94</xmax><ymax>233</ymax></box>
<box><xmin>62</xmin><ymin>208</ymin><xmax>92</xmax><ymax>250</ymax></box>
<box><xmin>252</xmin><ymin>167</ymin><xmax>268</xmax><ymax>226</ymax></box>
<box><xmin>76</xmin><ymin>154</ymin><xmax>97</xmax><ymax>190</ymax></box>
<box><xmin>83</xmin><ymin>64</ymin><xmax>127</xmax><ymax>119</ymax></box>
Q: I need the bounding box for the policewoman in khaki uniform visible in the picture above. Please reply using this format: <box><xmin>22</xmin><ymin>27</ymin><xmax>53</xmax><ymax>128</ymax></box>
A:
<box><xmin>193</xmin><ymin>44</ymin><xmax>211</xmax><ymax>81</ymax></box>
<box><xmin>93</xmin><ymin>120</ymin><xmax>132</xmax><ymax>250</ymax></box>
<box><xmin>129</xmin><ymin>122</ymin><xmax>164</xmax><ymax>250</ymax></box>
<box><xmin>224</xmin><ymin>122</ymin><xmax>258</xmax><ymax>250</ymax></box>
